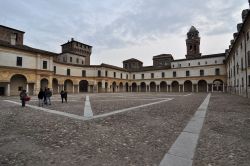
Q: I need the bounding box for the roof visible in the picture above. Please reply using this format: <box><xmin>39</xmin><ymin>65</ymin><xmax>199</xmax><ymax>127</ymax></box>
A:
<box><xmin>123</xmin><ymin>58</ymin><xmax>143</xmax><ymax>63</ymax></box>
<box><xmin>173</xmin><ymin>53</ymin><xmax>225</xmax><ymax>62</ymax></box>
<box><xmin>61</xmin><ymin>39</ymin><xmax>92</xmax><ymax>47</ymax></box>
<box><xmin>0</xmin><ymin>25</ymin><xmax>25</xmax><ymax>33</ymax></box>
<box><xmin>188</xmin><ymin>26</ymin><xmax>198</xmax><ymax>33</ymax></box>
<box><xmin>0</xmin><ymin>40</ymin><xmax>58</xmax><ymax>56</ymax></box>
<box><xmin>153</xmin><ymin>54</ymin><xmax>173</xmax><ymax>59</ymax></box>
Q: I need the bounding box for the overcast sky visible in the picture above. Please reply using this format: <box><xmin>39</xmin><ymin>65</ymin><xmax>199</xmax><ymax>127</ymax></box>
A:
<box><xmin>0</xmin><ymin>0</ymin><xmax>249</xmax><ymax>67</ymax></box>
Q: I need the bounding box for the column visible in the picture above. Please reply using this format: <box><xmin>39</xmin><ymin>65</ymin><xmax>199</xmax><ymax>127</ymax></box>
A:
<box><xmin>7</xmin><ymin>83</ymin><xmax>10</xmax><ymax>96</ymax></box>
<box><xmin>26</xmin><ymin>84</ymin><xmax>29</xmax><ymax>93</ymax></box>
<box><xmin>170</xmin><ymin>85</ymin><xmax>172</xmax><ymax>92</ymax></box>
<box><xmin>148</xmin><ymin>85</ymin><xmax>151</xmax><ymax>92</ymax></box>
<box><xmin>77</xmin><ymin>85</ymin><xmax>80</xmax><ymax>93</ymax></box>
<box><xmin>72</xmin><ymin>85</ymin><xmax>75</xmax><ymax>93</ymax></box>
<box><xmin>178</xmin><ymin>85</ymin><xmax>181</xmax><ymax>92</ymax></box>
<box><xmin>196</xmin><ymin>84</ymin><xmax>198</xmax><ymax>92</ymax></box>
<box><xmin>182</xmin><ymin>84</ymin><xmax>184</xmax><ymax>92</ymax></box>
<box><xmin>167</xmin><ymin>85</ymin><xmax>169</xmax><ymax>92</ymax></box>
<box><xmin>223</xmin><ymin>83</ymin><xmax>225</xmax><ymax>92</ymax></box>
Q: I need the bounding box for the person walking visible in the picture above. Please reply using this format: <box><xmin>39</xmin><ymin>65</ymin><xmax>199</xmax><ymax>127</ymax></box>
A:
<box><xmin>38</xmin><ymin>88</ymin><xmax>44</xmax><ymax>107</ymax></box>
<box><xmin>20</xmin><ymin>90</ymin><xmax>27</xmax><ymax>107</ymax></box>
<box><xmin>43</xmin><ymin>88</ymin><xmax>47</xmax><ymax>105</ymax></box>
<box><xmin>60</xmin><ymin>90</ymin><xmax>65</xmax><ymax>103</ymax></box>
<box><xmin>46</xmin><ymin>88</ymin><xmax>52</xmax><ymax>105</ymax></box>
<box><xmin>64</xmin><ymin>90</ymin><xmax>68</xmax><ymax>103</ymax></box>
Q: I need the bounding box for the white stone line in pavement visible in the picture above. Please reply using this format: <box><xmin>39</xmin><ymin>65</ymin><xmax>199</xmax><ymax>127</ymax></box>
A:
<box><xmin>83</xmin><ymin>95</ymin><xmax>93</xmax><ymax>117</ymax></box>
<box><xmin>87</xmin><ymin>98</ymin><xmax>173</xmax><ymax>120</ymax></box>
<box><xmin>4</xmin><ymin>100</ymin><xmax>88</xmax><ymax>121</ymax></box>
<box><xmin>159</xmin><ymin>93</ymin><xmax>211</xmax><ymax>166</ymax></box>
<box><xmin>96</xmin><ymin>98</ymin><xmax>171</xmax><ymax>101</ymax></box>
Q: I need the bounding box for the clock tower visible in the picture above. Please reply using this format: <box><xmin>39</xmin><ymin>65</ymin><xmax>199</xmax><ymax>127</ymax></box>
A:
<box><xmin>185</xmin><ymin>26</ymin><xmax>201</xmax><ymax>59</ymax></box>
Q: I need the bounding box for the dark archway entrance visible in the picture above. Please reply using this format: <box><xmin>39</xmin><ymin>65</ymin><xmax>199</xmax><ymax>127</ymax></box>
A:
<box><xmin>198</xmin><ymin>80</ymin><xmax>207</xmax><ymax>92</ymax></box>
<box><xmin>184</xmin><ymin>80</ymin><xmax>192</xmax><ymax>92</ymax></box>
<box><xmin>79</xmin><ymin>80</ymin><xmax>88</xmax><ymax>92</ymax></box>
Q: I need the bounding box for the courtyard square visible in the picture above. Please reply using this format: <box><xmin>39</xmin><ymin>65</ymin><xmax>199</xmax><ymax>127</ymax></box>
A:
<box><xmin>0</xmin><ymin>93</ymin><xmax>249</xmax><ymax>166</ymax></box>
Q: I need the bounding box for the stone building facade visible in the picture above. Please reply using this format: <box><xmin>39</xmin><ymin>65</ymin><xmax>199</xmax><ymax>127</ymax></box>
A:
<box><xmin>0</xmin><ymin>3</ymin><xmax>249</xmax><ymax>97</ymax></box>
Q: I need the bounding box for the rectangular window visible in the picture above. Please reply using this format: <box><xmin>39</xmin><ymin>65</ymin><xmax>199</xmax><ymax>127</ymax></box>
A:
<box><xmin>188</xmin><ymin>63</ymin><xmax>190</xmax><ymax>66</ymax></box>
<box><xmin>126</xmin><ymin>74</ymin><xmax>128</xmax><ymax>79</ymax></box>
<box><xmin>105</xmin><ymin>71</ymin><xmax>108</xmax><ymax>77</ymax></box>
<box><xmin>16</xmin><ymin>57</ymin><xmax>22</xmax><ymax>66</ymax></box>
<box><xmin>242</xmin><ymin>77</ymin><xmax>244</xmax><ymax>87</ymax></box>
<box><xmin>43</xmin><ymin>61</ymin><xmax>47</xmax><ymax>69</ymax></box>
<box><xmin>82</xmin><ymin>70</ymin><xmax>86</xmax><ymax>77</ymax></box>
<box><xmin>215</xmin><ymin>68</ymin><xmax>220</xmax><ymax>75</ymax></box>
<box><xmin>200</xmin><ymin>70</ymin><xmax>204</xmax><ymax>76</ymax></box>
<box><xmin>141</xmin><ymin>74</ymin><xmax>144</xmax><ymax>79</ymax></box>
<box><xmin>247</xmin><ymin>32</ymin><xmax>249</xmax><ymax>41</ymax></box>
<box><xmin>186</xmin><ymin>71</ymin><xmax>190</xmax><ymax>77</ymax></box>
<box><xmin>248</xmin><ymin>75</ymin><xmax>250</xmax><ymax>86</ymax></box>
<box><xmin>82</xmin><ymin>60</ymin><xmax>84</xmax><ymax>64</ymax></box>
<box><xmin>98</xmin><ymin>70</ymin><xmax>101</xmax><ymax>77</ymax></box>
<box><xmin>70</xmin><ymin>57</ymin><xmax>72</xmax><ymax>62</ymax></box>
<box><xmin>54</xmin><ymin>66</ymin><xmax>56</xmax><ymax>74</ymax></box>
<box><xmin>198</xmin><ymin>62</ymin><xmax>200</xmax><ymax>65</ymax></box>
<box><xmin>248</xmin><ymin>51</ymin><xmax>250</xmax><ymax>67</ymax></box>
<box><xmin>67</xmin><ymin>69</ymin><xmax>70</xmax><ymax>76</ymax></box>
<box><xmin>76</xmin><ymin>58</ymin><xmax>79</xmax><ymax>64</ymax></box>
<box><xmin>120</xmin><ymin>73</ymin><xmax>123</xmax><ymax>79</ymax></box>
<box><xmin>241</xmin><ymin>58</ymin><xmax>244</xmax><ymax>71</ymax></box>
<box><xmin>151</xmin><ymin>73</ymin><xmax>154</xmax><ymax>78</ymax></box>
<box><xmin>173</xmin><ymin>71</ymin><xmax>176</xmax><ymax>77</ymax></box>
<box><xmin>179</xmin><ymin>64</ymin><xmax>181</xmax><ymax>67</ymax></box>
<box><xmin>114</xmin><ymin>72</ymin><xmax>116</xmax><ymax>78</ymax></box>
<box><xmin>133</xmin><ymin>74</ymin><xmax>135</xmax><ymax>79</ymax></box>
<box><xmin>162</xmin><ymin>72</ymin><xmax>165</xmax><ymax>78</ymax></box>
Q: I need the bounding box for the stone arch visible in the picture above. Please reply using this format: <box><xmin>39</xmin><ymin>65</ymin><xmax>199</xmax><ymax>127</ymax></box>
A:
<box><xmin>119</xmin><ymin>82</ymin><xmax>123</xmax><ymax>92</ymax></box>
<box><xmin>64</xmin><ymin>79</ymin><xmax>74</xmax><ymax>93</ymax></box>
<box><xmin>132</xmin><ymin>82</ymin><xmax>137</xmax><ymax>92</ymax></box>
<box><xmin>112</xmin><ymin>81</ymin><xmax>117</xmax><ymax>92</ymax></box>
<box><xmin>198</xmin><ymin>80</ymin><xmax>207</xmax><ymax>92</ymax></box>
<box><xmin>98</xmin><ymin>82</ymin><xmax>102</xmax><ymax>93</ymax></box>
<box><xmin>52</xmin><ymin>78</ymin><xmax>59</xmax><ymax>94</ymax></box>
<box><xmin>40</xmin><ymin>78</ymin><xmax>49</xmax><ymax>90</ymax></box>
<box><xmin>140</xmin><ymin>82</ymin><xmax>146</xmax><ymax>92</ymax></box>
<box><xmin>184</xmin><ymin>80</ymin><xmax>192</xmax><ymax>92</ymax></box>
<box><xmin>79</xmin><ymin>80</ymin><xmax>88</xmax><ymax>92</ymax></box>
<box><xmin>150</xmin><ymin>82</ymin><xmax>156</xmax><ymax>92</ymax></box>
<box><xmin>213</xmin><ymin>79</ymin><xmax>223</xmax><ymax>91</ymax></box>
<box><xmin>171</xmin><ymin>81</ymin><xmax>179</xmax><ymax>92</ymax></box>
<box><xmin>10</xmin><ymin>74</ymin><xmax>27</xmax><ymax>96</ymax></box>
<box><xmin>160</xmin><ymin>81</ymin><xmax>167</xmax><ymax>92</ymax></box>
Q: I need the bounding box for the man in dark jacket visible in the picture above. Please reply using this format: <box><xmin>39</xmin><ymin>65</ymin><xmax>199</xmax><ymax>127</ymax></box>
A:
<box><xmin>60</xmin><ymin>90</ymin><xmax>65</xmax><ymax>103</ymax></box>
<box><xmin>20</xmin><ymin>90</ymin><xmax>27</xmax><ymax>107</ymax></box>
<box><xmin>38</xmin><ymin>88</ymin><xmax>44</xmax><ymax>107</ymax></box>
<box><xmin>46</xmin><ymin>88</ymin><xmax>52</xmax><ymax>105</ymax></box>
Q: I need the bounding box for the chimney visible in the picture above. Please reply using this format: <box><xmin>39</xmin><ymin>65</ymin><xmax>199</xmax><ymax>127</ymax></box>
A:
<box><xmin>71</xmin><ymin>38</ymin><xmax>74</xmax><ymax>41</ymax></box>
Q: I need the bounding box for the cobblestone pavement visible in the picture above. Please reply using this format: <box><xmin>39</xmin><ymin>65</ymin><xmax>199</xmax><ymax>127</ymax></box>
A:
<box><xmin>0</xmin><ymin>93</ymin><xmax>249</xmax><ymax>166</ymax></box>
<box><xmin>193</xmin><ymin>93</ymin><xmax>250</xmax><ymax>166</ymax></box>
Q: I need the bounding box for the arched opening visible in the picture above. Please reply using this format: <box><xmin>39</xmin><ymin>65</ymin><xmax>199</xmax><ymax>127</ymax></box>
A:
<box><xmin>119</xmin><ymin>82</ymin><xmax>123</xmax><ymax>92</ymax></box>
<box><xmin>10</xmin><ymin>74</ymin><xmax>27</xmax><ymax>96</ymax></box>
<box><xmin>40</xmin><ymin>78</ymin><xmax>49</xmax><ymax>90</ymax></box>
<box><xmin>198</xmin><ymin>80</ymin><xmax>207</xmax><ymax>92</ymax></box>
<box><xmin>98</xmin><ymin>82</ymin><xmax>102</xmax><ymax>93</ymax></box>
<box><xmin>213</xmin><ymin>79</ymin><xmax>223</xmax><ymax>91</ymax></box>
<box><xmin>52</xmin><ymin>78</ymin><xmax>59</xmax><ymax>94</ymax></box>
<box><xmin>184</xmin><ymin>80</ymin><xmax>192</xmax><ymax>92</ymax></box>
<box><xmin>160</xmin><ymin>81</ymin><xmax>167</xmax><ymax>92</ymax></box>
<box><xmin>132</xmin><ymin>82</ymin><xmax>137</xmax><ymax>92</ymax></box>
<box><xmin>171</xmin><ymin>81</ymin><xmax>179</xmax><ymax>92</ymax></box>
<box><xmin>64</xmin><ymin>79</ymin><xmax>73</xmax><ymax>93</ymax></box>
<box><xmin>140</xmin><ymin>82</ymin><xmax>146</xmax><ymax>92</ymax></box>
<box><xmin>150</xmin><ymin>82</ymin><xmax>156</xmax><ymax>92</ymax></box>
<box><xmin>105</xmin><ymin>82</ymin><xmax>108</xmax><ymax>92</ymax></box>
<box><xmin>112</xmin><ymin>82</ymin><xmax>117</xmax><ymax>92</ymax></box>
<box><xmin>79</xmin><ymin>80</ymin><xmax>88</xmax><ymax>92</ymax></box>
<box><xmin>125</xmin><ymin>82</ymin><xmax>129</xmax><ymax>92</ymax></box>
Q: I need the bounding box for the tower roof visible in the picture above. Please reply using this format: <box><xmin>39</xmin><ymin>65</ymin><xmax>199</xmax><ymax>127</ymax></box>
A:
<box><xmin>188</xmin><ymin>26</ymin><xmax>198</xmax><ymax>33</ymax></box>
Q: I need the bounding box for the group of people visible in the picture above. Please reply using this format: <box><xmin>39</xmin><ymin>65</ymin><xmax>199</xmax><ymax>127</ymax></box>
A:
<box><xmin>20</xmin><ymin>88</ymin><xmax>68</xmax><ymax>107</ymax></box>
<box><xmin>38</xmin><ymin>88</ymin><xmax>52</xmax><ymax>107</ymax></box>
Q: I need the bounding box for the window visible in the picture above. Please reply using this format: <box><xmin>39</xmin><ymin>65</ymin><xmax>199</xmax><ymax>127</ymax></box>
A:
<box><xmin>98</xmin><ymin>70</ymin><xmax>101</xmax><ymax>77</ymax></box>
<box><xmin>188</xmin><ymin>63</ymin><xmax>190</xmax><ymax>66</ymax></box>
<box><xmin>141</xmin><ymin>74</ymin><xmax>144</xmax><ymax>79</ymax></box>
<box><xmin>133</xmin><ymin>74</ymin><xmax>135</xmax><ymax>79</ymax></box>
<box><xmin>105</xmin><ymin>71</ymin><xmax>108</xmax><ymax>77</ymax></box>
<box><xmin>70</xmin><ymin>57</ymin><xmax>72</xmax><ymax>62</ymax></box>
<box><xmin>248</xmin><ymin>51</ymin><xmax>250</xmax><ymax>67</ymax></box>
<box><xmin>43</xmin><ymin>61</ymin><xmax>47</xmax><ymax>69</ymax></box>
<box><xmin>162</xmin><ymin>72</ymin><xmax>165</xmax><ymax>78</ymax></box>
<box><xmin>120</xmin><ymin>73</ymin><xmax>123</xmax><ymax>79</ymax></box>
<box><xmin>172</xmin><ymin>65</ymin><xmax>175</xmax><ymax>68</ymax></box>
<box><xmin>200</xmin><ymin>70</ymin><xmax>204</xmax><ymax>76</ymax></box>
<box><xmin>179</xmin><ymin>64</ymin><xmax>181</xmax><ymax>67</ymax></box>
<box><xmin>54</xmin><ymin>66</ymin><xmax>56</xmax><ymax>74</ymax></box>
<box><xmin>215</xmin><ymin>60</ymin><xmax>217</xmax><ymax>64</ymax></box>
<box><xmin>186</xmin><ymin>71</ymin><xmax>190</xmax><ymax>77</ymax></box>
<box><xmin>241</xmin><ymin>58</ymin><xmax>244</xmax><ymax>71</ymax></box>
<box><xmin>16</xmin><ymin>57</ymin><xmax>22</xmax><ymax>66</ymax></box>
<box><xmin>198</xmin><ymin>62</ymin><xmax>200</xmax><ymax>65</ymax></box>
<box><xmin>126</xmin><ymin>74</ymin><xmax>128</xmax><ymax>79</ymax></box>
<box><xmin>248</xmin><ymin>75</ymin><xmax>250</xmax><ymax>86</ymax></box>
<box><xmin>151</xmin><ymin>73</ymin><xmax>154</xmax><ymax>78</ymax></box>
<box><xmin>205</xmin><ymin>61</ymin><xmax>207</xmax><ymax>65</ymax></box>
<box><xmin>242</xmin><ymin>77</ymin><xmax>244</xmax><ymax>87</ymax></box>
<box><xmin>82</xmin><ymin>60</ymin><xmax>84</xmax><ymax>64</ymax></box>
<box><xmin>82</xmin><ymin>70</ymin><xmax>86</xmax><ymax>77</ymax></box>
<box><xmin>173</xmin><ymin>71</ymin><xmax>176</xmax><ymax>77</ymax></box>
<box><xmin>63</xmin><ymin>57</ymin><xmax>67</xmax><ymax>62</ymax></box>
<box><xmin>114</xmin><ymin>72</ymin><xmax>116</xmax><ymax>78</ymax></box>
<box><xmin>67</xmin><ymin>69</ymin><xmax>70</xmax><ymax>76</ymax></box>
<box><xmin>237</xmin><ymin>63</ymin><xmax>239</xmax><ymax>74</ymax></box>
<box><xmin>215</xmin><ymin>68</ymin><xmax>220</xmax><ymax>75</ymax></box>
<box><xmin>76</xmin><ymin>58</ymin><xmax>79</xmax><ymax>64</ymax></box>
<box><xmin>247</xmin><ymin>32</ymin><xmax>250</xmax><ymax>41</ymax></box>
